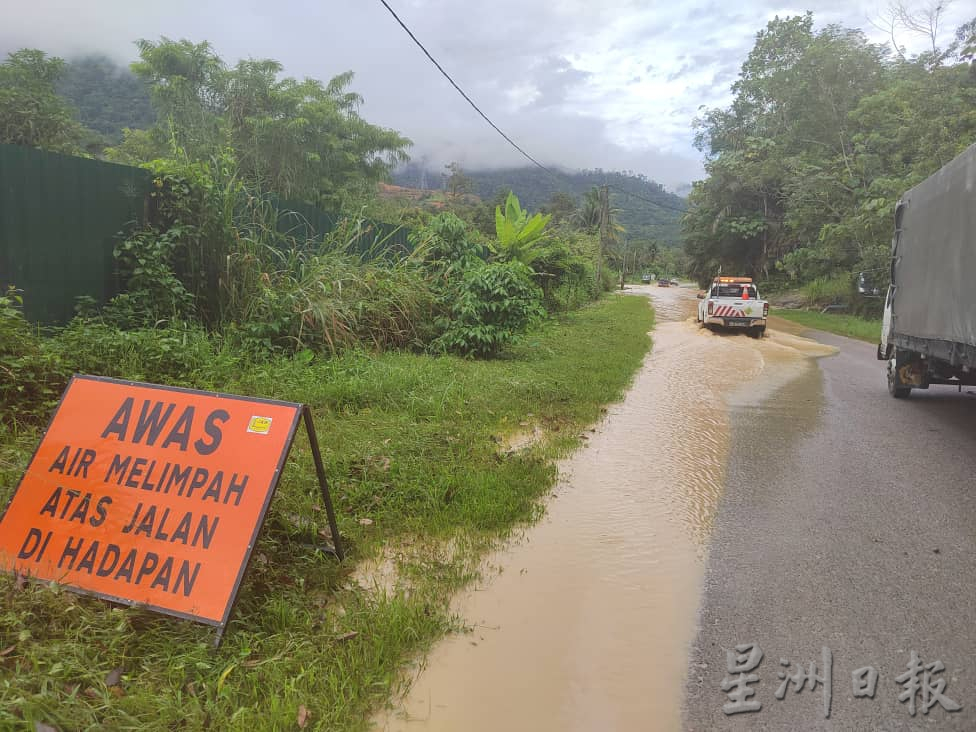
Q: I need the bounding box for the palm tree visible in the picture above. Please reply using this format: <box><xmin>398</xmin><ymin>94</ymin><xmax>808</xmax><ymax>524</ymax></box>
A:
<box><xmin>573</xmin><ymin>186</ymin><xmax>625</xmax><ymax>240</ymax></box>
<box><xmin>572</xmin><ymin>188</ymin><xmax>603</xmax><ymax>231</ymax></box>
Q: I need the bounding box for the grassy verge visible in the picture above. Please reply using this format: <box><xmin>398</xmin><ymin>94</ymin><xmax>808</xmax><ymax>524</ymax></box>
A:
<box><xmin>0</xmin><ymin>294</ymin><xmax>654</xmax><ymax>731</ymax></box>
<box><xmin>772</xmin><ymin>308</ymin><xmax>880</xmax><ymax>343</ymax></box>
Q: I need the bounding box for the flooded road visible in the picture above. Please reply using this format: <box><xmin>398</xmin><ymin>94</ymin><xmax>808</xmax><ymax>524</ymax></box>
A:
<box><xmin>376</xmin><ymin>285</ymin><xmax>835</xmax><ymax>732</ymax></box>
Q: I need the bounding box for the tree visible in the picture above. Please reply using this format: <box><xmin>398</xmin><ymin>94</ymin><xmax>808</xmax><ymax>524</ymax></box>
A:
<box><xmin>0</xmin><ymin>49</ymin><xmax>87</xmax><ymax>152</ymax></box>
<box><xmin>950</xmin><ymin>16</ymin><xmax>976</xmax><ymax>72</ymax></box>
<box><xmin>685</xmin><ymin>11</ymin><xmax>976</xmax><ymax>289</ymax></box>
<box><xmin>443</xmin><ymin>161</ymin><xmax>474</xmax><ymax>200</ymax></box>
<box><xmin>870</xmin><ymin>0</ymin><xmax>956</xmax><ymax>57</ymax></box>
<box><xmin>108</xmin><ymin>38</ymin><xmax>411</xmax><ymax>206</ymax></box>
<box><xmin>573</xmin><ymin>187</ymin><xmax>603</xmax><ymax>231</ymax></box>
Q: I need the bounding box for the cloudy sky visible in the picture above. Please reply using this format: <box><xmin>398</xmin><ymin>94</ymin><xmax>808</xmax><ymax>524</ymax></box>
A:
<box><xmin>1</xmin><ymin>1</ymin><xmax>970</xmax><ymax>188</ymax></box>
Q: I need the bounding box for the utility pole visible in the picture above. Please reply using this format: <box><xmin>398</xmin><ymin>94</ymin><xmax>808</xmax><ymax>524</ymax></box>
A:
<box><xmin>619</xmin><ymin>241</ymin><xmax>627</xmax><ymax>290</ymax></box>
<box><xmin>597</xmin><ymin>185</ymin><xmax>609</xmax><ymax>291</ymax></box>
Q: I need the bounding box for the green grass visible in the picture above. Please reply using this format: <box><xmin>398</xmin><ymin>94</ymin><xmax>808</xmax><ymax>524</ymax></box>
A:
<box><xmin>0</xmin><ymin>294</ymin><xmax>654</xmax><ymax>731</ymax></box>
<box><xmin>772</xmin><ymin>308</ymin><xmax>881</xmax><ymax>343</ymax></box>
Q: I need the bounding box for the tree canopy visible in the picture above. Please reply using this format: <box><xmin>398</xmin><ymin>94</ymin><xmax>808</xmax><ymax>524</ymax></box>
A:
<box><xmin>106</xmin><ymin>38</ymin><xmax>411</xmax><ymax>206</ymax></box>
<box><xmin>684</xmin><ymin>12</ymin><xmax>976</xmax><ymax>288</ymax></box>
<box><xmin>0</xmin><ymin>50</ymin><xmax>87</xmax><ymax>153</ymax></box>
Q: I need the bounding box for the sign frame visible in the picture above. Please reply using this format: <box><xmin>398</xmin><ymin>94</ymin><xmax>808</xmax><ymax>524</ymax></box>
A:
<box><xmin>0</xmin><ymin>374</ymin><xmax>344</xmax><ymax>645</ymax></box>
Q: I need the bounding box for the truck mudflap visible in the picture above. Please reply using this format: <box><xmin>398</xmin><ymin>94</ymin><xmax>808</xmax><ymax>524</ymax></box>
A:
<box><xmin>893</xmin><ymin>349</ymin><xmax>928</xmax><ymax>389</ymax></box>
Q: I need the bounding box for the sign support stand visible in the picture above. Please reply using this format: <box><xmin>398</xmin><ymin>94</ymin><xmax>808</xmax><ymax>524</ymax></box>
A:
<box><xmin>302</xmin><ymin>406</ymin><xmax>344</xmax><ymax>561</ymax></box>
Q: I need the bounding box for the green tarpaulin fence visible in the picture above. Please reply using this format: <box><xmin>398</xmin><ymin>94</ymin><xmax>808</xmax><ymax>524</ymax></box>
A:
<box><xmin>0</xmin><ymin>143</ymin><xmax>150</xmax><ymax>323</ymax></box>
<box><xmin>0</xmin><ymin>143</ymin><xmax>414</xmax><ymax>323</ymax></box>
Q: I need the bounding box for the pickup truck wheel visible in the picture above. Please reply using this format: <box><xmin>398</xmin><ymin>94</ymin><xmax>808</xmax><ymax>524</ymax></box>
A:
<box><xmin>887</xmin><ymin>361</ymin><xmax>911</xmax><ymax>398</ymax></box>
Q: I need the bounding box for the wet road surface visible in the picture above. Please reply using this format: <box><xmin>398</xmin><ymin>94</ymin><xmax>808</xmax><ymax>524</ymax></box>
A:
<box><xmin>374</xmin><ymin>285</ymin><xmax>976</xmax><ymax>731</ymax></box>
<box><xmin>685</xmin><ymin>316</ymin><xmax>976</xmax><ymax>730</ymax></box>
<box><xmin>376</xmin><ymin>285</ymin><xmax>847</xmax><ymax>731</ymax></box>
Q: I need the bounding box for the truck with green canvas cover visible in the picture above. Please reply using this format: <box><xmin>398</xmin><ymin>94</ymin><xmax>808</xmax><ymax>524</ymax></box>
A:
<box><xmin>879</xmin><ymin>142</ymin><xmax>976</xmax><ymax>397</ymax></box>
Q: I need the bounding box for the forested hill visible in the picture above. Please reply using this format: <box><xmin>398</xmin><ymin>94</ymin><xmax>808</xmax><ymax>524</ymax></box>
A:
<box><xmin>56</xmin><ymin>55</ymin><xmax>155</xmax><ymax>142</ymax></box>
<box><xmin>394</xmin><ymin>164</ymin><xmax>687</xmax><ymax>246</ymax></box>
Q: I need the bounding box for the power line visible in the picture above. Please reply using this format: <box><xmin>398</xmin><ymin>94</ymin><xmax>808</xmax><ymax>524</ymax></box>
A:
<box><xmin>607</xmin><ymin>184</ymin><xmax>688</xmax><ymax>215</ymax></box>
<box><xmin>376</xmin><ymin>0</ymin><xmax>556</xmax><ymax>177</ymax></box>
<box><xmin>375</xmin><ymin>0</ymin><xmax>690</xmax><ymax>220</ymax></box>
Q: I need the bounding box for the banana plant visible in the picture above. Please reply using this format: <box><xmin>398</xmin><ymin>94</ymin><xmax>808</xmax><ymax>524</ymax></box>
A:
<box><xmin>490</xmin><ymin>191</ymin><xmax>552</xmax><ymax>266</ymax></box>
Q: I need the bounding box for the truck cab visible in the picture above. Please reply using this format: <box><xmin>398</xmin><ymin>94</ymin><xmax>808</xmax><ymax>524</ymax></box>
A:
<box><xmin>697</xmin><ymin>276</ymin><xmax>768</xmax><ymax>337</ymax></box>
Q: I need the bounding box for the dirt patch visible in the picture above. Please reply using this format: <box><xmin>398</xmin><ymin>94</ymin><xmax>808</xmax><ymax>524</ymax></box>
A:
<box><xmin>496</xmin><ymin>424</ymin><xmax>546</xmax><ymax>455</ymax></box>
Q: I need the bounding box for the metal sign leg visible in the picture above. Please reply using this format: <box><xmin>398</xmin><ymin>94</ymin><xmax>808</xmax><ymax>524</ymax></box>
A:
<box><xmin>302</xmin><ymin>406</ymin><xmax>345</xmax><ymax>561</ymax></box>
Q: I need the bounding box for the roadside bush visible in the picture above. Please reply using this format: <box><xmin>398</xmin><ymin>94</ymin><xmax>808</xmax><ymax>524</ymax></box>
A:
<box><xmin>531</xmin><ymin>238</ymin><xmax>598</xmax><ymax>312</ymax></box>
<box><xmin>113</xmin><ymin>225</ymin><xmax>195</xmax><ymax>324</ymax></box>
<box><xmin>410</xmin><ymin>212</ymin><xmax>486</xmax><ymax>282</ymax></box>
<box><xmin>52</xmin><ymin>319</ymin><xmax>240</xmax><ymax>387</ymax></box>
<box><xmin>549</xmin><ymin>275</ymin><xmax>597</xmax><ymax>312</ymax></box>
<box><xmin>435</xmin><ymin>261</ymin><xmax>544</xmax><ymax>358</ymax></box>
<box><xmin>275</xmin><ymin>254</ymin><xmax>436</xmax><ymax>354</ymax></box>
<box><xmin>0</xmin><ymin>289</ymin><xmax>68</xmax><ymax>425</ymax></box>
<box><xmin>802</xmin><ymin>273</ymin><xmax>854</xmax><ymax>307</ymax></box>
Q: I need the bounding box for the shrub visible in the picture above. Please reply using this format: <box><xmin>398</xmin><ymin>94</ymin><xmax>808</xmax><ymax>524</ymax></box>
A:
<box><xmin>113</xmin><ymin>225</ymin><xmax>195</xmax><ymax>324</ymax></box>
<box><xmin>237</xmin><ymin>251</ymin><xmax>437</xmax><ymax>355</ymax></box>
<box><xmin>0</xmin><ymin>288</ymin><xmax>68</xmax><ymax>424</ymax></box>
<box><xmin>435</xmin><ymin>261</ymin><xmax>544</xmax><ymax>358</ymax></box>
<box><xmin>410</xmin><ymin>212</ymin><xmax>485</xmax><ymax>277</ymax></box>
<box><xmin>52</xmin><ymin>319</ymin><xmax>240</xmax><ymax>387</ymax></box>
<box><xmin>531</xmin><ymin>238</ymin><xmax>598</xmax><ymax>312</ymax></box>
<box><xmin>802</xmin><ymin>273</ymin><xmax>854</xmax><ymax>307</ymax></box>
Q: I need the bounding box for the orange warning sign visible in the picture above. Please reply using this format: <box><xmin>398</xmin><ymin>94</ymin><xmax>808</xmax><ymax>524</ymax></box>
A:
<box><xmin>0</xmin><ymin>375</ymin><xmax>303</xmax><ymax>626</ymax></box>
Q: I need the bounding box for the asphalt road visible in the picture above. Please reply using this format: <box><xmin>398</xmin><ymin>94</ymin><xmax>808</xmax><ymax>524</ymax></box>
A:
<box><xmin>684</xmin><ymin>326</ymin><xmax>976</xmax><ymax>730</ymax></box>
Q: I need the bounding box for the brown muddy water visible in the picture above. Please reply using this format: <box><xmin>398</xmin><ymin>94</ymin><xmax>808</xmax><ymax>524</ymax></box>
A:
<box><xmin>374</xmin><ymin>285</ymin><xmax>836</xmax><ymax>732</ymax></box>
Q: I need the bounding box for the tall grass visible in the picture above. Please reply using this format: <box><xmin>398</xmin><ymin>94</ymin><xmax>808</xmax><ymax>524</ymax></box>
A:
<box><xmin>801</xmin><ymin>273</ymin><xmax>853</xmax><ymax>306</ymax></box>
<box><xmin>212</xmin><ymin>189</ymin><xmax>437</xmax><ymax>354</ymax></box>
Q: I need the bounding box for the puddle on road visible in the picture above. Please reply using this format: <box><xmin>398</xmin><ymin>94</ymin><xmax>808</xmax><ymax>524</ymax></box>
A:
<box><xmin>375</xmin><ymin>286</ymin><xmax>834</xmax><ymax>732</ymax></box>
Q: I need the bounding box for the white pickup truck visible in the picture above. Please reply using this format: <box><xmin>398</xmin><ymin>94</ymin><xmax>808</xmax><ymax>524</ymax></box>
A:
<box><xmin>697</xmin><ymin>277</ymin><xmax>768</xmax><ymax>337</ymax></box>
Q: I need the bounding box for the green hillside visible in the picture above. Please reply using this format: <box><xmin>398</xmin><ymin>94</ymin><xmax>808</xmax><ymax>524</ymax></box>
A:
<box><xmin>394</xmin><ymin>164</ymin><xmax>686</xmax><ymax>246</ymax></box>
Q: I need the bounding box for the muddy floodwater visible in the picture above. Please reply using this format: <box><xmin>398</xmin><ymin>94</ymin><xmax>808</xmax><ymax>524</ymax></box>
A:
<box><xmin>375</xmin><ymin>285</ymin><xmax>835</xmax><ymax>732</ymax></box>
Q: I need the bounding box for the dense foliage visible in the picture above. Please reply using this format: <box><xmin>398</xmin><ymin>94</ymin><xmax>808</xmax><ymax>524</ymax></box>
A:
<box><xmin>684</xmin><ymin>11</ymin><xmax>976</xmax><ymax>305</ymax></box>
<box><xmin>0</xmin><ymin>50</ymin><xmax>88</xmax><ymax>153</ymax></box>
<box><xmin>435</xmin><ymin>260</ymin><xmax>545</xmax><ymax>358</ymax></box>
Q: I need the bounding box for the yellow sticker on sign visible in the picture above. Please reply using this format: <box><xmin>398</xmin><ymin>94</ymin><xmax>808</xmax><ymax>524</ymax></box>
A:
<box><xmin>247</xmin><ymin>416</ymin><xmax>273</xmax><ymax>434</ymax></box>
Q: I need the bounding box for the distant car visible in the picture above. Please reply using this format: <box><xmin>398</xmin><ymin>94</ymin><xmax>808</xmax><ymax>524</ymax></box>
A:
<box><xmin>641</xmin><ymin>273</ymin><xmax>652</xmax><ymax>283</ymax></box>
<box><xmin>670</xmin><ymin>278</ymin><xmax>680</xmax><ymax>286</ymax></box>
<box><xmin>657</xmin><ymin>279</ymin><xmax>670</xmax><ymax>287</ymax></box>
